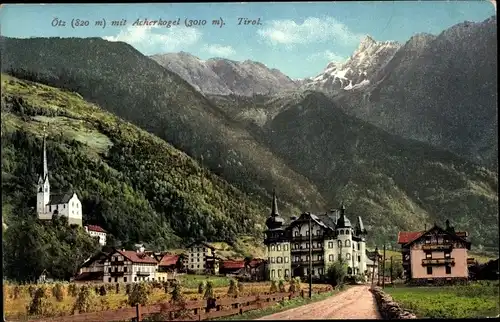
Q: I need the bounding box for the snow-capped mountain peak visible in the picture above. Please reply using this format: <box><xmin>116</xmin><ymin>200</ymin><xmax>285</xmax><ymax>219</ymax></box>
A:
<box><xmin>302</xmin><ymin>35</ymin><xmax>402</xmax><ymax>92</ymax></box>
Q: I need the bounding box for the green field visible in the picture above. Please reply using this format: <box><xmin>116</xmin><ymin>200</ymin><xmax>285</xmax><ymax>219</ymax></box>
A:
<box><xmin>384</xmin><ymin>281</ymin><xmax>500</xmax><ymax>318</ymax></box>
<box><xmin>177</xmin><ymin>274</ymin><xmax>232</xmax><ymax>289</ymax></box>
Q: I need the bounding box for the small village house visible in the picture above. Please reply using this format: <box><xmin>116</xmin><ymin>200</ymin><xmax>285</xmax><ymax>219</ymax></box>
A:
<box><xmin>103</xmin><ymin>248</ymin><xmax>158</xmax><ymax>283</ymax></box>
<box><xmin>240</xmin><ymin>258</ymin><xmax>267</xmax><ymax>281</ymax></box>
<box><xmin>74</xmin><ymin>252</ymin><xmax>109</xmax><ymax>283</ymax></box>
<box><xmin>156</xmin><ymin>254</ymin><xmax>185</xmax><ymax>282</ymax></box>
<box><xmin>398</xmin><ymin>220</ymin><xmax>473</xmax><ymax>284</ymax></box>
<box><xmin>186</xmin><ymin>241</ymin><xmax>220</xmax><ymax>274</ymax></box>
<box><xmin>220</xmin><ymin>260</ymin><xmax>246</xmax><ymax>276</ymax></box>
<box><xmin>84</xmin><ymin>225</ymin><xmax>107</xmax><ymax>246</ymax></box>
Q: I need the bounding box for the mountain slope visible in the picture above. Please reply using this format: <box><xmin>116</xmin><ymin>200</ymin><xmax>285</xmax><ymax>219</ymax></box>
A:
<box><xmin>302</xmin><ymin>35</ymin><xmax>401</xmax><ymax>93</ymax></box>
<box><xmin>1</xmin><ymin>74</ymin><xmax>271</xmax><ymax>248</ymax></box>
<box><xmin>210</xmin><ymin>91</ymin><xmax>498</xmax><ymax>249</ymax></box>
<box><xmin>332</xmin><ymin>17</ymin><xmax>498</xmax><ymax>169</ymax></box>
<box><xmin>150</xmin><ymin>52</ymin><xmax>299</xmax><ymax>96</ymax></box>
<box><xmin>0</xmin><ymin>36</ymin><xmax>327</xmax><ymax>217</ymax></box>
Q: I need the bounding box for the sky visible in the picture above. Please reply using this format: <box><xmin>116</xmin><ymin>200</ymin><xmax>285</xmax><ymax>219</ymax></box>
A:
<box><xmin>0</xmin><ymin>2</ymin><xmax>496</xmax><ymax>79</ymax></box>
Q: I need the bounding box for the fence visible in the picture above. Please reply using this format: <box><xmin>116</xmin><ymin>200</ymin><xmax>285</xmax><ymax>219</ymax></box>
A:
<box><xmin>27</xmin><ymin>286</ymin><xmax>333</xmax><ymax>322</ymax></box>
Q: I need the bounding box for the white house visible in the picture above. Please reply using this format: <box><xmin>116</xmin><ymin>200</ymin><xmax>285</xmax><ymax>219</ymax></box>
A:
<box><xmin>36</xmin><ymin>131</ymin><xmax>83</xmax><ymax>226</ymax></box>
<box><xmin>103</xmin><ymin>249</ymin><xmax>158</xmax><ymax>283</ymax></box>
<box><xmin>84</xmin><ymin>225</ymin><xmax>107</xmax><ymax>246</ymax></box>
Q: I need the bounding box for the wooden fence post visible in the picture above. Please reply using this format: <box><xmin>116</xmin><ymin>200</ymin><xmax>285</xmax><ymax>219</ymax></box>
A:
<box><xmin>135</xmin><ymin>304</ymin><xmax>142</xmax><ymax>322</ymax></box>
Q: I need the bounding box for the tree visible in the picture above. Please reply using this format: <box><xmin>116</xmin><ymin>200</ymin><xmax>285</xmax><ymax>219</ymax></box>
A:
<box><xmin>326</xmin><ymin>258</ymin><xmax>348</xmax><ymax>287</ymax></box>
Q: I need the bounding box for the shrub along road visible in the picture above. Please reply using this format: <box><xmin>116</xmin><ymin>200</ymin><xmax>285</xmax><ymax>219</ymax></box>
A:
<box><xmin>256</xmin><ymin>285</ymin><xmax>380</xmax><ymax>320</ymax></box>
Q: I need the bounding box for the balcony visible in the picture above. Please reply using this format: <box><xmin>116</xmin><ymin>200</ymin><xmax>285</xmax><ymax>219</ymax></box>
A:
<box><xmin>291</xmin><ymin>235</ymin><xmax>324</xmax><ymax>242</ymax></box>
<box><xmin>110</xmin><ymin>260</ymin><xmax>125</xmax><ymax>266</ymax></box>
<box><xmin>291</xmin><ymin>246</ymin><xmax>324</xmax><ymax>253</ymax></box>
<box><xmin>422</xmin><ymin>258</ymin><xmax>455</xmax><ymax>266</ymax></box>
<box><xmin>110</xmin><ymin>271</ymin><xmax>125</xmax><ymax>277</ymax></box>
<box><xmin>422</xmin><ymin>243</ymin><xmax>453</xmax><ymax>251</ymax></box>
<box><xmin>136</xmin><ymin>271</ymin><xmax>151</xmax><ymax>276</ymax></box>
<box><xmin>292</xmin><ymin>259</ymin><xmax>324</xmax><ymax>266</ymax></box>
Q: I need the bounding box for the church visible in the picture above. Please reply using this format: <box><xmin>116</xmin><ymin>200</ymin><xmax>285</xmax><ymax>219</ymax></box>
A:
<box><xmin>36</xmin><ymin>131</ymin><xmax>83</xmax><ymax>227</ymax></box>
<box><xmin>264</xmin><ymin>190</ymin><xmax>369</xmax><ymax>281</ymax></box>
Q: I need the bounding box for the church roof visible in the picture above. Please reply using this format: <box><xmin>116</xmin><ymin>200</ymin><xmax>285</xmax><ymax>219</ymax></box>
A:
<box><xmin>48</xmin><ymin>192</ymin><xmax>74</xmax><ymax>205</ymax></box>
<box><xmin>85</xmin><ymin>225</ymin><xmax>106</xmax><ymax>233</ymax></box>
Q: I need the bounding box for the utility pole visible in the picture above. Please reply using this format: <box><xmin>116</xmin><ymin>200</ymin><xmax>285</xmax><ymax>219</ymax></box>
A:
<box><xmin>390</xmin><ymin>256</ymin><xmax>393</xmax><ymax>285</ymax></box>
<box><xmin>308</xmin><ymin>214</ymin><xmax>312</xmax><ymax>299</ymax></box>
<box><xmin>371</xmin><ymin>246</ymin><xmax>378</xmax><ymax>287</ymax></box>
<box><xmin>382</xmin><ymin>244</ymin><xmax>386</xmax><ymax>289</ymax></box>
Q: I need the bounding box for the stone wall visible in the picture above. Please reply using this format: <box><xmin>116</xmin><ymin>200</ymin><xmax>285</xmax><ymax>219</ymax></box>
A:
<box><xmin>370</xmin><ymin>286</ymin><xmax>417</xmax><ymax>319</ymax></box>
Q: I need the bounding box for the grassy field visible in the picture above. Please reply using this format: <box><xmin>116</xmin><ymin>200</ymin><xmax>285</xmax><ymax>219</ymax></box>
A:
<box><xmin>3</xmin><ymin>278</ymin><xmax>328</xmax><ymax>320</ymax></box>
<box><xmin>384</xmin><ymin>281</ymin><xmax>500</xmax><ymax>318</ymax></box>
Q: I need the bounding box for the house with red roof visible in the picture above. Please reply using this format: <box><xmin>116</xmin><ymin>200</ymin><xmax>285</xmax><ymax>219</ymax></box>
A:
<box><xmin>84</xmin><ymin>225</ymin><xmax>107</xmax><ymax>246</ymax></box>
<box><xmin>103</xmin><ymin>248</ymin><xmax>159</xmax><ymax>283</ymax></box>
<box><xmin>220</xmin><ymin>260</ymin><xmax>246</xmax><ymax>276</ymax></box>
<box><xmin>398</xmin><ymin>220</ymin><xmax>473</xmax><ymax>285</ymax></box>
<box><xmin>74</xmin><ymin>251</ymin><xmax>110</xmax><ymax>283</ymax></box>
<box><xmin>156</xmin><ymin>253</ymin><xmax>186</xmax><ymax>282</ymax></box>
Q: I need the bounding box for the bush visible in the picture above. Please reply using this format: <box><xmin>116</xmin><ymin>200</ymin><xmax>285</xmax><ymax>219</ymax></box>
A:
<box><xmin>68</xmin><ymin>283</ymin><xmax>78</xmax><ymax>297</ymax></box>
<box><xmin>126</xmin><ymin>283</ymin><xmax>132</xmax><ymax>295</ymax></box>
<box><xmin>326</xmin><ymin>259</ymin><xmax>348</xmax><ymax>287</ymax></box>
<box><xmin>278</xmin><ymin>280</ymin><xmax>286</xmax><ymax>293</ymax></box>
<box><xmin>288</xmin><ymin>278</ymin><xmax>297</xmax><ymax>293</ymax></box>
<box><xmin>170</xmin><ymin>281</ymin><xmax>185</xmax><ymax>305</ymax></box>
<box><xmin>127</xmin><ymin>282</ymin><xmax>151</xmax><ymax>306</ymax></box>
<box><xmin>227</xmin><ymin>279</ymin><xmax>239</xmax><ymax>297</ymax></box>
<box><xmin>52</xmin><ymin>283</ymin><xmax>65</xmax><ymax>302</ymax></box>
<box><xmin>270</xmin><ymin>280</ymin><xmax>278</xmax><ymax>293</ymax></box>
<box><xmin>198</xmin><ymin>281</ymin><xmax>205</xmax><ymax>294</ymax></box>
<box><xmin>27</xmin><ymin>286</ymin><xmax>55</xmax><ymax>317</ymax></box>
<box><xmin>99</xmin><ymin>285</ymin><xmax>107</xmax><ymax>296</ymax></box>
<box><xmin>203</xmin><ymin>281</ymin><xmax>215</xmax><ymax>300</ymax></box>
<box><xmin>72</xmin><ymin>285</ymin><xmax>98</xmax><ymax>314</ymax></box>
<box><xmin>294</xmin><ymin>277</ymin><xmax>302</xmax><ymax>292</ymax></box>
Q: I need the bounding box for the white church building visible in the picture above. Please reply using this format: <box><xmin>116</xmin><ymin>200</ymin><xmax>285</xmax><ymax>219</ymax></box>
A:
<box><xmin>36</xmin><ymin>131</ymin><xmax>83</xmax><ymax>227</ymax></box>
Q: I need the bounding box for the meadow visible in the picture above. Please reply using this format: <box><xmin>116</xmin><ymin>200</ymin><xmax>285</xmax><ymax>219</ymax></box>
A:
<box><xmin>2</xmin><ymin>275</ymin><xmax>327</xmax><ymax>320</ymax></box>
<box><xmin>384</xmin><ymin>281</ymin><xmax>500</xmax><ymax>319</ymax></box>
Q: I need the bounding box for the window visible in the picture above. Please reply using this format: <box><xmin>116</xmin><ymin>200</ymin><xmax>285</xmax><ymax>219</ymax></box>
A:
<box><xmin>197</xmin><ymin>265</ymin><xmax>200</xmax><ymax>268</ymax></box>
<box><xmin>124</xmin><ymin>267</ymin><xmax>128</xmax><ymax>272</ymax></box>
<box><xmin>329</xmin><ymin>254</ymin><xmax>334</xmax><ymax>261</ymax></box>
<box><xmin>345</xmin><ymin>240</ymin><xmax>351</xmax><ymax>247</ymax></box>
<box><xmin>358</xmin><ymin>256</ymin><xmax>361</xmax><ymax>262</ymax></box>
<box><xmin>425</xmin><ymin>252</ymin><xmax>432</xmax><ymax>259</ymax></box>
<box><xmin>203</xmin><ymin>247</ymin><xmax>206</xmax><ymax>252</ymax></box>
<box><xmin>277</xmin><ymin>244</ymin><xmax>281</xmax><ymax>251</ymax></box>
<box><xmin>346</xmin><ymin>253</ymin><xmax>351</xmax><ymax>260</ymax></box>
<box><xmin>191</xmin><ymin>265</ymin><xmax>194</xmax><ymax>268</ymax></box>
<box><xmin>271</xmin><ymin>245</ymin><xmax>275</xmax><ymax>251</ymax></box>
<box><xmin>271</xmin><ymin>257</ymin><xmax>275</xmax><ymax>263</ymax></box>
<box><xmin>271</xmin><ymin>270</ymin><xmax>276</xmax><ymax>278</ymax></box>
<box><xmin>108</xmin><ymin>267</ymin><xmax>112</xmax><ymax>273</ymax></box>
<box><xmin>285</xmin><ymin>269</ymin><xmax>290</xmax><ymax>277</ymax></box>
<box><xmin>108</xmin><ymin>278</ymin><xmax>111</xmax><ymax>282</ymax></box>
<box><xmin>338</xmin><ymin>240</ymin><xmax>342</xmax><ymax>247</ymax></box>
<box><xmin>318</xmin><ymin>255</ymin><xmax>323</xmax><ymax>261</ymax></box>
<box><xmin>306</xmin><ymin>243</ymin><xmax>310</xmax><ymax>249</ymax></box>
<box><xmin>114</xmin><ymin>277</ymin><xmax>118</xmax><ymax>282</ymax></box>
<box><xmin>425</xmin><ymin>237</ymin><xmax>431</xmax><ymax>244</ymax></box>
<box><xmin>357</xmin><ymin>243</ymin><xmax>360</xmax><ymax>250</ymax></box>
<box><xmin>191</xmin><ymin>258</ymin><xmax>194</xmax><ymax>262</ymax></box>
<box><xmin>347</xmin><ymin>267</ymin><xmax>352</xmax><ymax>274</ymax></box>
<box><xmin>346</xmin><ymin>230</ymin><xmax>350</xmax><ymax>235</ymax></box>
<box><xmin>340</xmin><ymin>230</ymin><xmax>344</xmax><ymax>235</ymax></box>
<box><xmin>427</xmin><ymin>266</ymin><xmax>433</xmax><ymax>275</ymax></box>
<box><xmin>444</xmin><ymin>251</ymin><xmax>451</xmax><ymax>258</ymax></box>
<box><xmin>63</xmin><ymin>204</ymin><xmax>66</xmax><ymax>209</ymax></box>
<box><xmin>294</xmin><ymin>230</ymin><xmax>299</xmax><ymax>236</ymax></box>
<box><xmin>295</xmin><ymin>243</ymin><xmax>299</xmax><ymax>250</ymax></box>
<box><xmin>306</xmin><ymin>255</ymin><xmax>310</xmax><ymax>261</ymax></box>
<box><xmin>318</xmin><ymin>268</ymin><xmax>323</xmax><ymax>275</ymax></box>
<box><xmin>134</xmin><ymin>277</ymin><xmax>137</xmax><ymax>282</ymax></box>
<box><xmin>295</xmin><ymin>256</ymin><xmax>300</xmax><ymax>262</ymax></box>
<box><xmin>124</xmin><ymin>277</ymin><xmax>127</xmax><ymax>282</ymax></box>
<box><xmin>317</xmin><ymin>242</ymin><xmax>322</xmax><ymax>248</ymax></box>
<box><xmin>278</xmin><ymin>269</ymin><xmax>282</xmax><ymax>278</ymax></box>
<box><xmin>277</xmin><ymin>257</ymin><xmax>282</xmax><ymax>263</ymax></box>
<box><xmin>328</xmin><ymin>242</ymin><xmax>334</xmax><ymax>249</ymax></box>
<box><xmin>284</xmin><ymin>244</ymin><xmax>289</xmax><ymax>251</ymax></box>
<box><xmin>316</xmin><ymin>230</ymin><xmax>321</xmax><ymax>236</ymax></box>
<box><xmin>306</xmin><ymin>230</ymin><xmax>310</xmax><ymax>236</ymax></box>
<box><xmin>312</xmin><ymin>269</ymin><xmax>315</xmax><ymax>275</ymax></box>
<box><xmin>445</xmin><ymin>266</ymin><xmax>451</xmax><ymax>274</ymax></box>
<box><xmin>285</xmin><ymin>256</ymin><xmax>289</xmax><ymax>263</ymax></box>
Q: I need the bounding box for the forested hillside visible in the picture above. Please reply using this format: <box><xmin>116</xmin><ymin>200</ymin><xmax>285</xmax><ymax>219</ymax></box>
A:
<box><xmin>1</xmin><ymin>74</ymin><xmax>269</xmax><ymax>250</ymax></box>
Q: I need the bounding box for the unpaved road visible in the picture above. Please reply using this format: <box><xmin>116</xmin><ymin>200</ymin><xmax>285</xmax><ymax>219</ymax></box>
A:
<box><xmin>256</xmin><ymin>285</ymin><xmax>380</xmax><ymax>320</ymax></box>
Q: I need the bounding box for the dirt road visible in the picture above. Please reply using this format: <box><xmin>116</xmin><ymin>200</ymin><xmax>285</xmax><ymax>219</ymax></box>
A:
<box><xmin>256</xmin><ymin>285</ymin><xmax>380</xmax><ymax>320</ymax></box>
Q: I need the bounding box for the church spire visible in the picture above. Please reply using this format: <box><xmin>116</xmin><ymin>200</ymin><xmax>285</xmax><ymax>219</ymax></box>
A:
<box><xmin>41</xmin><ymin>125</ymin><xmax>48</xmax><ymax>181</ymax></box>
<box><xmin>271</xmin><ymin>188</ymin><xmax>279</xmax><ymax>217</ymax></box>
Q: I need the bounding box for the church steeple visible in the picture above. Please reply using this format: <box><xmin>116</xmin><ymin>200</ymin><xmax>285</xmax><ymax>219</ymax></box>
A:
<box><xmin>37</xmin><ymin>125</ymin><xmax>51</xmax><ymax>217</ymax></box>
<box><xmin>271</xmin><ymin>188</ymin><xmax>279</xmax><ymax>217</ymax></box>
<box><xmin>41</xmin><ymin>126</ymin><xmax>48</xmax><ymax>182</ymax></box>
